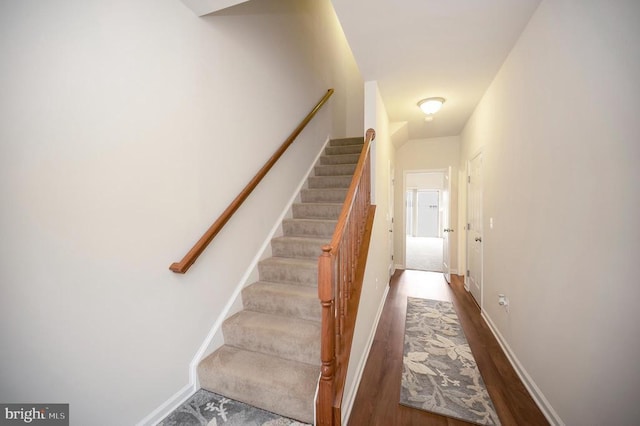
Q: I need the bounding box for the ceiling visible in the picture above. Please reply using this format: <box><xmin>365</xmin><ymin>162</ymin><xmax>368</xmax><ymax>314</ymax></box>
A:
<box><xmin>331</xmin><ymin>0</ymin><xmax>541</xmax><ymax>141</ymax></box>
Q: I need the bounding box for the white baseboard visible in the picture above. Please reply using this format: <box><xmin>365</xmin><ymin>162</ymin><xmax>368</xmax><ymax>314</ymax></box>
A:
<box><xmin>341</xmin><ymin>285</ymin><xmax>390</xmax><ymax>425</ymax></box>
<box><xmin>481</xmin><ymin>312</ymin><xmax>564</xmax><ymax>426</ymax></box>
<box><xmin>136</xmin><ymin>383</ymin><xmax>194</xmax><ymax>426</ymax></box>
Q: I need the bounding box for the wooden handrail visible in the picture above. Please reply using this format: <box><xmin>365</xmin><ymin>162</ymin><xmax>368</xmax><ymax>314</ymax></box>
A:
<box><xmin>317</xmin><ymin>128</ymin><xmax>376</xmax><ymax>425</ymax></box>
<box><xmin>169</xmin><ymin>89</ymin><xmax>334</xmax><ymax>274</ymax></box>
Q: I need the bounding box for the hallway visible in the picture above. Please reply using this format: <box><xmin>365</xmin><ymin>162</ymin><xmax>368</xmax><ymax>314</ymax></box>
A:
<box><xmin>348</xmin><ymin>270</ymin><xmax>548</xmax><ymax>425</ymax></box>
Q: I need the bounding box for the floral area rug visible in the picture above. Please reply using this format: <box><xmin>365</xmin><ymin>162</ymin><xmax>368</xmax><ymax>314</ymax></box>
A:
<box><xmin>159</xmin><ymin>389</ymin><xmax>311</xmax><ymax>426</ymax></box>
<box><xmin>400</xmin><ymin>297</ymin><xmax>501</xmax><ymax>425</ymax></box>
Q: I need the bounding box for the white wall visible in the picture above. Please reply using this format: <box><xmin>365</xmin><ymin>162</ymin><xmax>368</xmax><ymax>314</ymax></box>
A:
<box><xmin>459</xmin><ymin>1</ymin><xmax>640</xmax><ymax>424</ymax></box>
<box><xmin>0</xmin><ymin>0</ymin><xmax>363</xmax><ymax>424</ymax></box>
<box><xmin>342</xmin><ymin>80</ymin><xmax>393</xmax><ymax>422</ymax></box>
<box><xmin>405</xmin><ymin>172</ymin><xmax>444</xmax><ymax>189</ymax></box>
<box><xmin>394</xmin><ymin>137</ymin><xmax>460</xmax><ymax>270</ymax></box>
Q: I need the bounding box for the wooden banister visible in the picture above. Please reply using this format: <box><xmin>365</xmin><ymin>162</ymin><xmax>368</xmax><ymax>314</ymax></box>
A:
<box><xmin>170</xmin><ymin>89</ymin><xmax>334</xmax><ymax>274</ymax></box>
<box><xmin>317</xmin><ymin>128</ymin><xmax>376</xmax><ymax>425</ymax></box>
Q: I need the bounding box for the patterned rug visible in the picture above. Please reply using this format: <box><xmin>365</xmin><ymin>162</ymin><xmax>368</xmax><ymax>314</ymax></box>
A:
<box><xmin>400</xmin><ymin>297</ymin><xmax>501</xmax><ymax>425</ymax></box>
<box><xmin>159</xmin><ymin>389</ymin><xmax>311</xmax><ymax>426</ymax></box>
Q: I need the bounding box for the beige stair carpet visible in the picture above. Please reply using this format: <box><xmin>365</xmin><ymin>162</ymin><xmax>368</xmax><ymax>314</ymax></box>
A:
<box><xmin>197</xmin><ymin>137</ymin><xmax>363</xmax><ymax>424</ymax></box>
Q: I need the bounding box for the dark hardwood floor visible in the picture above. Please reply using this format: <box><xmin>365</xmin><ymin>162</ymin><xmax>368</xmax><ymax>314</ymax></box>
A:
<box><xmin>347</xmin><ymin>269</ymin><xmax>549</xmax><ymax>426</ymax></box>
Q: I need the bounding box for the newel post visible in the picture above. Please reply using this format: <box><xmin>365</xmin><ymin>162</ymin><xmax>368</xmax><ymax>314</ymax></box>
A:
<box><xmin>317</xmin><ymin>245</ymin><xmax>336</xmax><ymax>425</ymax></box>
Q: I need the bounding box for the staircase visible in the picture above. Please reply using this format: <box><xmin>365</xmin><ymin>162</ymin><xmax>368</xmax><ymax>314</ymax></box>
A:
<box><xmin>197</xmin><ymin>136</ymin><xmax>364</xmax><ymax>424</ymax></box>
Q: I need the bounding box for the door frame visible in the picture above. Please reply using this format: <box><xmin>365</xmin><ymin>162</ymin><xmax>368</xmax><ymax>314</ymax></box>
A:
<box><xmin>442</xmin><ymin>166</ymin><xmax>452</xmax><ymax>283</ymax></box>
<box><xmin>465</xmin><ymin>148</ymin><xmax>484</xmax><ymax>308</ymax></box>
<box><xmin>402</xmin><ymin>168</ymin><xmax>448</xmax><ymax>269</ymax></box>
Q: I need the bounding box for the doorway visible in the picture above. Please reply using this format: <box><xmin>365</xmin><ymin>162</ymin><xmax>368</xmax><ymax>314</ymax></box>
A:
<box><xmin>404</xmin><ymin>171</ymin><xmax>447</xmax><ymax>272</ymax></box>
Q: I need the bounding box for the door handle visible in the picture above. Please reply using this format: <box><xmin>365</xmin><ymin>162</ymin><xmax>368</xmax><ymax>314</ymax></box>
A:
<box><xmin>443</xmin><ymin>228</ymin><xmax>454</xmax><ymax>233</ymax></box>
<box><xmin>475</xmin><ymin>237</ymin><xmax>482</xmax><ymax>242</ymax></box>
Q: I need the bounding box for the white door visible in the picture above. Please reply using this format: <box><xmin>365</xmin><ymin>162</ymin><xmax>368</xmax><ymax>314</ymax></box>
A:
<box><xmin>467</xmin><ymin>152</ymin><xmax>483</xmax><ymax>306</ymax></box>
<box><xmin>442</xmin><ymin>167</ymin><xmax>452</xmax><ymax>283</ymax></box>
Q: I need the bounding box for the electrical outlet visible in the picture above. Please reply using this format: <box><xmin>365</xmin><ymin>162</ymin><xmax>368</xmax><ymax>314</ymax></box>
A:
<box><xmin>498</xmin><ymin>294</ymin><xmax>509</xmax><ymax>312</ymax></box>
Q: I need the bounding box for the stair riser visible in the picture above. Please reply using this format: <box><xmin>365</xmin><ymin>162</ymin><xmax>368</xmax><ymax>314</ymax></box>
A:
<box><xmin>198</xmin><ymin>347</ymin><xmax>317</xmax><ymax>423</ymax></box>
<box><xmin>242</xmin><ymin>284</ymin><xmax>321</xmax><ymax>322</ymax></box>
<box><xmin>315</xmin><ymin>164</ymin><xmax>356</xmax><ymax>176</ymax></box>
<box><xmin>292</xmin><ymin>203</ymin><xmax>342</xmax><ymax>220</ymax></box>
<box><xmin>325</xmin><ymin>144</ymin><xmax>363</xmax><ymax>155</ymax></box>
<box><xmin>300</xmin><ymin>189</ymin><xmax>348</xmax><ymax>203</ymax></box>
<box><xmin>258</xmin><ymin>262</ymin><xmax>317</xmax><ymax>286</ymax></box>
<box><xmin>223</xmin><ymin>318</ymin><xmax>320</xmax><ymax>365</ymax></box>
<box><xmin>283</xmin><ymin>220</ymin><xmax>336</xmax><ymax>238</ymax></box>
<box><xmin>307</xmin><ymin>175</ymin><xmax>353</xmax><ymax>189</ymax></box>
<box><xmin>329</xmin><ymin>137</ymin><xmax>363</xmax><ymax>146</ymax></box>
<box><xmin>319</xmin><ymin>154</ymin><xmax>360</xmax><ymax>165</ymax></box>
<box><xmin>271</xmin><ymin>239</ymin><xmax>326</xmax><ymax>259</ymax></box>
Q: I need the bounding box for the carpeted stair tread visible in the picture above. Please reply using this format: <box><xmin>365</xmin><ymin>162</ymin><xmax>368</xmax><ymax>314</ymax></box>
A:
<box><xmin>307</xmin><ymin>175</ymin><xmax>353</xmax><ymax>189</ymax></box>
<box><xmin>270</xmin><ymin>236</ymin><xmax>329</xmax><ymax>259</ymax></box>
<box><xmin>292</xmin><ymin>202</ymin><xmax>342</xmax><ymax>220</ymax></box>
<box><xmin>319</xmin><ymin>153</ymin><xmax>360</xmax><ymax>165</ymax></box>
<box><xmin>300</xmin><ymin>188</ymin><xmax>348</xmax><ymax>203</ymax></box>
<box><xmin>242</xmin><ymin>281</ymin><xmax>320</xmax><ymax>321</ymax></box>
<box><xmin>282</xmin><ymin>217</ymin><xmax>337</xmax><ymax>238</ymax></box>
<box><xmin>258</xmin><ymin>256</ymin><xmax>318</xmax><ymax>286</ymax></box>
<box><xmin>198</xmin><ymin>345</ymin><xmax>318</xmax><ymax>423</ymax></box>
<box><xmin>223</xmin><ymin>310</ymin><xmax>320</xmax><ymax>365</ymax></box>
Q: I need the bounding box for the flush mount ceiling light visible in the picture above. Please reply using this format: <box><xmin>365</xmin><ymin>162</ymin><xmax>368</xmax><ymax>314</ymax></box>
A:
<box><xmin>417</xmin><ymin>97</ymin><xmax>446</xmax><ymax>115</ymax></box>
